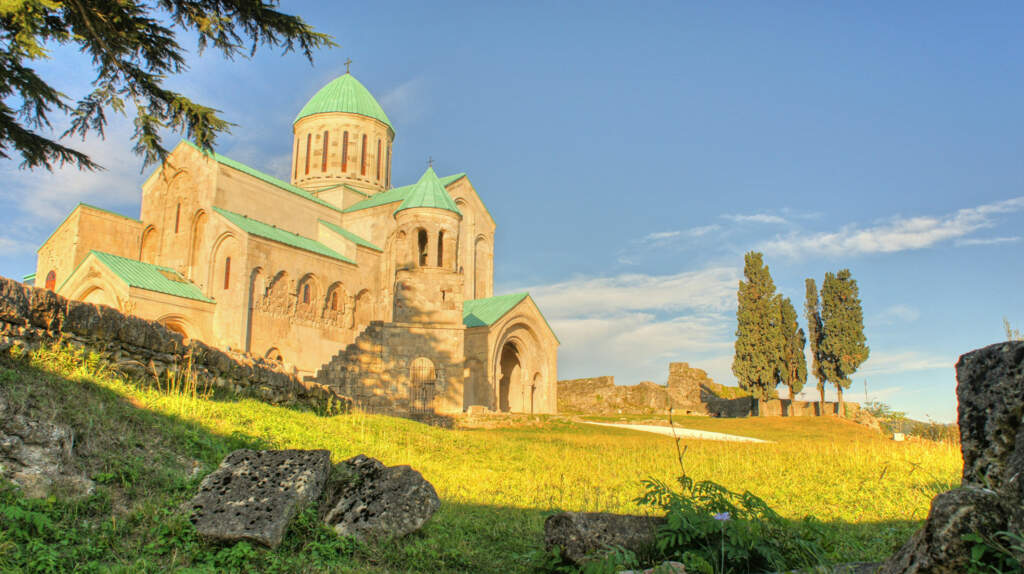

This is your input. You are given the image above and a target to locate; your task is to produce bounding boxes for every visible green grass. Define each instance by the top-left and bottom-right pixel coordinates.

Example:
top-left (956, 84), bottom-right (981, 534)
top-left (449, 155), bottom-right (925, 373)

top-left (0, 343), bottom-right (962, 572)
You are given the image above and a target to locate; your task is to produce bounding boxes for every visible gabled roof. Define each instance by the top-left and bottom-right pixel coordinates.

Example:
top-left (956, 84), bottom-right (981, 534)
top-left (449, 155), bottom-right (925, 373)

top-left (65, 251), bottom-right (213, 303)
top-left (79, 203), bottom-right (141, 223)
top-left (394, 167), bottom-right (462, 217)
top-left (294, 74), bottom-right (393, 131)
top-left (344, 171), bottom-right (466, 214)
top-left (319, 220), bottom-right (382, 252)
top-left (212, 207), bottom-right (355, 264)
top-left (182, 141), bottom-right (343, 214)
top-left (462, 292), bottom-right (560, 343)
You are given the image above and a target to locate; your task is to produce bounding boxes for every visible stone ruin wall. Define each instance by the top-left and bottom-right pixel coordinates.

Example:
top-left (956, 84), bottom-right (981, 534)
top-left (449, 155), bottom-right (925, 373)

top-left (558, 362), bottom-right (858, 418)
top-left (0, 276), bottom-right (348, 413)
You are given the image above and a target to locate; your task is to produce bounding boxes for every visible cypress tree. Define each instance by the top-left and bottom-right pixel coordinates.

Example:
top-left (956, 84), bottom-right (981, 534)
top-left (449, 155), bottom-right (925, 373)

top-left (776, 295), bottom-right (807, 416)
top-left (804, 279), bottom-right (827, 415)
top-left (732, 252), bottom-right (780, 409)
top-left (819, 270), bottom-right (869, 417)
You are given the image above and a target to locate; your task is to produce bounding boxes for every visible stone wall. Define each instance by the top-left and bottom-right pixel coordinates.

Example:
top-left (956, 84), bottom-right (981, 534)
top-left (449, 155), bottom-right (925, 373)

top-left (0, 276), bottom-right (349, 412)
top-left (559, 362), bottom-right (858, 418)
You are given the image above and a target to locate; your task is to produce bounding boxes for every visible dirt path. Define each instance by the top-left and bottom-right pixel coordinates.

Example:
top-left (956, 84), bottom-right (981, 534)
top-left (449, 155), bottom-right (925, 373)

top-left (580, 422), bottom-right (771, 443)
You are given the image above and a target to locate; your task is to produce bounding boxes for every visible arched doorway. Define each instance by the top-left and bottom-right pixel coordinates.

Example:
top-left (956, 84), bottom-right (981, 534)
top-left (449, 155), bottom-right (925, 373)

top-left (158, 316), bottom-right (193, 345)
top-left (498, 342), bottom-right (522, 413)
top-left (409, 357), bottom-right (436, 413)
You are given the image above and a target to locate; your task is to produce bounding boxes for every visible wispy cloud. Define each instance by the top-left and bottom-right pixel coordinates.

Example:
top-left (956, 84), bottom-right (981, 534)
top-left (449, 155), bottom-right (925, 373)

top-left (640, 225), bottom-right (720, 244)
top-left (379, 77), bottom-right (427, 124)
top-left (523, 267), bottom-right (739, 319)
top-left (858, 350), bottom-right (952, 376)
top-left (871, 304), bottom-right (921, 326)
top-left (0, 236), bottom-right (37, 257)
top-left (723, 213), bottom-right (788, 224)
top-left (760, 196), bottom-right (1024, 258)
top-left (956, 236), bottom-right (1021, 247)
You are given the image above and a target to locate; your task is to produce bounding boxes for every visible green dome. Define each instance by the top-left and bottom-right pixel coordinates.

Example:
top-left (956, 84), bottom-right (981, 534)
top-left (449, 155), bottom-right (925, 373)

top-left (294, 74), bottom-right (393, 130)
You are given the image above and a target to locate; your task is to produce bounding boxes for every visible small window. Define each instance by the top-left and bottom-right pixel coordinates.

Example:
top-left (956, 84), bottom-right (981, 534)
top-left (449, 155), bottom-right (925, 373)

top-left (294, 139), bottom-right (299, 179)
top-left (360, 134), bottom-right (367, 175)
top-left (417, 229), bottom-right (428, 267)
top-left (304, 133), bottom-right (311, 175)
top-left (376, 138), bottom-right (381, 179)
top-left (174, 203), bottom-right (181, 233)
top-left (342, 131), bottom-right (349, 172)
top-left (45, 270), bottom-right (56, 290)
top-left (330, 290), bottom-right (338, 311)
top-left (223, 257), bottom-right (231, 289)
top-left (303, 284), bottom-right (310, 304)
top-left (437, 230), bottom-right (444, 267)
top-left (386, 144), bottom-right (391, 187)
top-left (321, 130), bottom-right (329, 172)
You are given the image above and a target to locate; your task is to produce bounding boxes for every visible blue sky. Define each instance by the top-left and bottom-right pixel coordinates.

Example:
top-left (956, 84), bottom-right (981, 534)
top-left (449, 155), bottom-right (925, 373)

top-left (2, 1), bottom-right (1022, 422)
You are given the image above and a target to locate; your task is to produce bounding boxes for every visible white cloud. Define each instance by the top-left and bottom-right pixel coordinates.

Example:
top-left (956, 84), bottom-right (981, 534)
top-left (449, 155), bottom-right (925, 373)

top-left (522, 267), bottom-right (739, 319)
top-left (0, 117), bottom-right (147, 223)
top-left (640, 225), bottom-right (720, 244)
top-left (858, 350), bottom-right (952, 376)
top-left (0, 236), bottom-right (37, 257)
top-left (723, 213), bottom-right (788, 224)
top-left (643, 230), bottom-right (681, 241)
top-left (871, 304), bottom-right (921, 326)
top-left (956, 236), bottom-right (1021, 246)
top-left (760, 196), bottom-right (1024, 258)
top-left (379, 77), bottom-right (427, 124)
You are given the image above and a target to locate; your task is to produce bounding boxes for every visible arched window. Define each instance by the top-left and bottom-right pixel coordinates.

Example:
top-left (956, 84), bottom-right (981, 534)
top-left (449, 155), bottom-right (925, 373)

top-left (302, 283), bottom-right (310, 304)
top-left (417, 229), bottom-right (428, 267)
top-left (385, 143), bottom-right (391, 188)
top-left (376, 138), bottom-right (381, 179)
top-left (293, 139), bottom-right (299, 179)
top-left (223, 256), bottom-right (231, 289)
top-left (304, 133), bottom-right (311, 175)
top-left (330, 290), bottom-right (338, 311)
top-left (410, 357), bottom-right (436, 384)
top-left (342, 131), bottom-right (349, 172)
top-left (437, 230), bottom-right (445, 267)
top-left (174, 203), bottom-right (181, 233)
top-left (321, 130), bottom-right (329, 171)
top-left (44, 270), bottom-right (56, 290)
top-left (360, 134), bottom-right (367, 175)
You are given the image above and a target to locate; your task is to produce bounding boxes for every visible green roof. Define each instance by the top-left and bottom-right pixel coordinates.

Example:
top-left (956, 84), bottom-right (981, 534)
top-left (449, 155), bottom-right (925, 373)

top-left (341, 184), bottom-right (370, 198)
top-left (213, 207), bottom-right (355, 265)
top-left (462, 292), bottom-right (529, 327)
top-left (22, 273), bottom-right (35, 281)
top-left (462, 292), bottom-right (559, 342)
top-left (319, 220), bottom-right (382, 251)
top-left (294, 74), bottom-right (393, 131)
top-left (86, 251), bottom-right (213, 303)
top-left (394, 167), bottom-right (462, 216)
top-left (343, 172), bottom-right (466, 213)
top-left (182, 141), bottom-right (343, 214)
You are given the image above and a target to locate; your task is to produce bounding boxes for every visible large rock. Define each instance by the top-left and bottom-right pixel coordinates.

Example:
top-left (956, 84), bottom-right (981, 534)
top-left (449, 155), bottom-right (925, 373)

top-left (544, 511), bottom-right (664, 564)
top-left (321, 454), bottom-right (439, 541)
top-left (880, 341), bottom-right (1024, 572)
top-left (0, 394), bottom-right (94, 498)
top-left (188, 449), bottom-right (331, 548)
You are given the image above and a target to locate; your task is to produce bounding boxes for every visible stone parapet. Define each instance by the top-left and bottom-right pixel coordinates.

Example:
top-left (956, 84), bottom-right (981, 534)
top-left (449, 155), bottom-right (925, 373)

top-left (0, 275), bottom-right (350, 413)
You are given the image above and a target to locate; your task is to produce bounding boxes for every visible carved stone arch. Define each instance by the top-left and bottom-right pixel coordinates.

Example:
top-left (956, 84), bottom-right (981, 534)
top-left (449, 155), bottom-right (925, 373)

top-left (188, 209), bottom-right (208, 280)
top-left (296, 273), bottom-right (322, 318)
top-left (474, 234), bottom-right (492, 299)
top-left (324, 281), bottom-right (347, 323)
top-left (209, 232), bottom-right (239, 292)
top-left (352, 288), bottom-right (373, 332)
top-left (491, 320), bottom-right (545, 414)
top-left (262, 270), bottom-right (293, 315)
top-left (157, 314), bottom-right (197, 344)
top-left (140, 225), bottom-right (159, 264)
top-left (73, 279), bottom-right (120, 310)
top-left (265, 347), bottom-right (284, 363)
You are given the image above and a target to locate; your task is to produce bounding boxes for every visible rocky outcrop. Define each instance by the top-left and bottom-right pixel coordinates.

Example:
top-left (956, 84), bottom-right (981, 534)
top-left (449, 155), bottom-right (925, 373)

top-left (0, 275), bottom-right (350, 413)
top-left (322, 454), bottom-right (440, 541)
top-left (879, 341), bottom-right (1024, 573)
top-left (188, 449), bottom-right (332, 548)
top-left (0, 394), bottom-right (94, 499)
top-left (544, 511), bottom-right (664, 564)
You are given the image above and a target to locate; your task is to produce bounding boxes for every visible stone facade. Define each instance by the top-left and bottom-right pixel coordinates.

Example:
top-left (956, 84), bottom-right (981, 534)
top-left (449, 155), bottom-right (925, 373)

top-left (558, 362), bottom-right (857, 418)
top-left (31, 72), bottom-right (558, 416)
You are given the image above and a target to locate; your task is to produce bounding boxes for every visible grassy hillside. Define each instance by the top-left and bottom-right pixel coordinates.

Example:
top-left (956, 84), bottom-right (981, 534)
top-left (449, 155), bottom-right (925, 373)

top-left (0, 343), bottom-right (961, 572)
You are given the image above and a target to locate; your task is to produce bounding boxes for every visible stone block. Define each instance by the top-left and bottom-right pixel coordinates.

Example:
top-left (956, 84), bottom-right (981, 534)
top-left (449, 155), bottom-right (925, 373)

top-left (188, 449), bottom-right (331, 548)
top-left (544, 511), bottom-right (664, 565)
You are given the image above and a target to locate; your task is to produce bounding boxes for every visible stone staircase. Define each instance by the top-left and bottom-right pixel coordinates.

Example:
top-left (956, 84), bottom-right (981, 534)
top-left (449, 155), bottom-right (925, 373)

top-left (313, 321), bottom-right (385, 401)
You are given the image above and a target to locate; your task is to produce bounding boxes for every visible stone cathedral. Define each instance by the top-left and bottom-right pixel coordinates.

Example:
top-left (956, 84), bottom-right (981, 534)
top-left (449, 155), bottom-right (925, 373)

top-left (32, 72), bottom-right (559, 415)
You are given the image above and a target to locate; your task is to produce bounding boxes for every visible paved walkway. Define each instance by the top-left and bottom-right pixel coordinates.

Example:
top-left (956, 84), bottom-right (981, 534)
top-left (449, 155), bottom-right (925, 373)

top-left (580, 422), bottom-right (771, 443)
